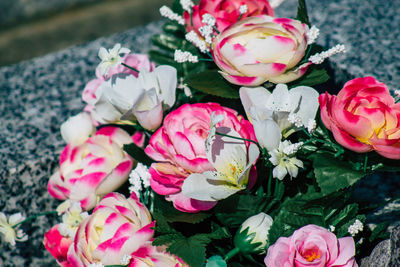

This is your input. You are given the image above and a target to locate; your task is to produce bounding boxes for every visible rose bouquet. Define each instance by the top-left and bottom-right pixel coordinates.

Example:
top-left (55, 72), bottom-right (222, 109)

top-left (1, 0), bottom-right (400, 266)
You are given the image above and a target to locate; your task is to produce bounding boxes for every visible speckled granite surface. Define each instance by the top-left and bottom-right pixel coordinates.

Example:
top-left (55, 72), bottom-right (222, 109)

top-left (1, 0), bottom-right (400, 265)
top-left (0, 21), bottom-right (163, 266)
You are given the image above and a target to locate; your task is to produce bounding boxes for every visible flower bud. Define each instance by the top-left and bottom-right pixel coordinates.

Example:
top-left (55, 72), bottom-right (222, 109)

top-left (234, 212), bottom-right (273, 254)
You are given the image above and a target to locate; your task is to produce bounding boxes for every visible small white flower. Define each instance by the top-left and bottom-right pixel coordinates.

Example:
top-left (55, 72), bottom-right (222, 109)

top-left (309, 44), bottom-right (346, 64)
top-left (329, 225), bottom-right (335, 232)
top-left (97, 43), bottom-right (130, 76)
top-left (129, 163), bottom-right (151, 195)
top-left (88, 263), bottom-right (104, 267)
top-left (199, 25), bottom-right (214, 44)
top-left (178, 78), bottom-right (193, 98)
top-left (239, 5), bottom-right (248, 15)
top-left (202, 14), bottom-right (216, 27)
top-left (306, 119), bottom-right (317, 133)
top-left (0, 212), bottom-right (28, 246)
top-left (160, 6), bottom-right (185, 25)
top-left (206, 112), bottom-right (225, 150)
top-left (180, 0), bottom-right (194, 13)
top-left (394, 90), bottom-right (400, 97)
top-left (58, 202), bottom-right (89, 238)
top-left (348, 219), bottom-right (363, 236)
top-left (306, 25), bottom-right (320, 45)
top-left (269, 141), bottom-right (304, 180)
top-left (185, 31), bottom-right (209, 53)
top-left (174, 50), bottom-right (199, 63)
top-left (120, 254), bottom-right (132, 265)
top-left (282, 142), bottom-right (303, 156)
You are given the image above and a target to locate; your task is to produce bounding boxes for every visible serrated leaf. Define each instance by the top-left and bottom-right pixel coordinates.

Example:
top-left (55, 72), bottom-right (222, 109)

top-left (296, 0), bottom-right (310, 26)
top-left (153, 233), bottom-right (184, 246)
top-left (184, 70), bottom-right (240, 99)
top-left (326, 203), bottom-right (358, 228)
top-left (312, 152), bottom-right (366, 195)
top-left (123, 143), bottom-right (153, 166)
top-left (215, 194), bottom-right (271, 227)
top-left (167, 236), bottom-right (208, 267)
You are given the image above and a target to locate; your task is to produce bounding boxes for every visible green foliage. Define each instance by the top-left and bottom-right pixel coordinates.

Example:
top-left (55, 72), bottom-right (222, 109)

top-left (214, 193), bottom-right (272, 227)
top-left (296, 0), bottom-right (310, 26)
top-left (167, 236), bottom-right (208, 267)
top-left (267, 191), bottom-right (363, 245)
top-left (184, 70), bottom-right (240, 99)
top-left (123, 143), bottom-right (153, 166)
top-left (369, 222), bottom-right (390, 242)
top-left (288, 67), bottom-right (330, 87)
top-left (311, 152), bottom-right (366, 195)
top-left (205, 256), bottom-right (227, 267)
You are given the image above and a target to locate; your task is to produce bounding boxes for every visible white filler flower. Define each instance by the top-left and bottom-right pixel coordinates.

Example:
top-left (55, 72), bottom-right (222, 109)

top-left (269, 140), bottom-right (304, 180)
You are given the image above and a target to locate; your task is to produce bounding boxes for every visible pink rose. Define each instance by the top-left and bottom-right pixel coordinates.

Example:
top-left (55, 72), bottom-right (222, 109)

top-left (48, 127), bottom-right (145, 210)
top-left (264, 225), bottom-right (357, 267)
top-left (212, 16), bottom-right (310, 86)
top-left (183, 0), bottom-right (274, 35)
top-left (145, 103), bottom-right (256, 213)
top-left (43, 225), bottom-right (73, 267)
top-left (319, 77), bottom-right (400, 159)
top-left (82, 53), bottom-right (155, 125)
top-left (67, 192), bottom-right (154, 266)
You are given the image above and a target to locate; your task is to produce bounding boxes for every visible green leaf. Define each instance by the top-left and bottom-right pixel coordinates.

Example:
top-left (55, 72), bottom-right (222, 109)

top-left (152, 233), bottom-right (184, 246)
top-left (312, 152), bottom-right (366, 195)
top-left (152, 34), bottom-right (185, 51)
top-left (289, 67), bottom-right (330, 87)
top-left (123, 143), bottom-right (153, 166)
top-left (369, 222), bottom-right (390, 242)
top-left (184, 70), bottom-right (240, 99)
top-left (296, 0), bottom-right (310, 26)
top-left (166, 235), bottom-right (209, 267)
top-left (215, 194), bottom-right (271, 227)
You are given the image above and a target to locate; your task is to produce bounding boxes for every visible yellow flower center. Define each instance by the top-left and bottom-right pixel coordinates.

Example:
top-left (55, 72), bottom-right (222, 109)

top-left (302, 249), bottom-right (321, 262)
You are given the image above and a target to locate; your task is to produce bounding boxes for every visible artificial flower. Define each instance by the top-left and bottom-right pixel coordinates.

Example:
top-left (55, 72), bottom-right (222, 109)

top-left (181, 128), bottom-right (259, 202)
top-left (145, 103), bottom-right (256, 213)
top-left (43, 225), bottom-right (73, 267)
top-left (212, 16), bottom-right (309, 86)
top-left (48, 127), bottom-right (144, 210)
top-left (319, 76), bottom-right (400, 159)
top-left (240, 84), bottom-right (319, 150)
top-left (183, 0), bottom-right (274, 36)
top-left (96, 44), bottom-right (130, 76)
top-left (234, 212), bottom-right (273, 254)
top-left (264, 224), bottom-right (358, 267)
top-left (67, 192), bottom-right (154, 266)
top-left (90, 65), bottom-right (177, 130)
top-left (0, 212), bottom-right (28, 246)
top-left (269, 141), bottom-right (303, 180)
top-left (60, 112), bottom-right (95, 146)
top-left (58, 201), bottom-right (89, 238)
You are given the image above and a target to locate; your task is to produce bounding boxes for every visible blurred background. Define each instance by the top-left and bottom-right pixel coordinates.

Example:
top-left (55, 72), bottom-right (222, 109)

top-left (0, 0), bottom-right (172, 67)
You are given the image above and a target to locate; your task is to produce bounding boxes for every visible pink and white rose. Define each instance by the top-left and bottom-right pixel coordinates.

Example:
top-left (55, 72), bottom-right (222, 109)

top-left (212, 16), bottom-right (310, 86)
top-left (319, 77), bottom-right (400, 159)
top-left (43, 225), bottom-right (73, 267)
top-left (48, 127), bottom-right (144, 210)
top-left (67, 192), bottom-right (186, 267)
top-left (264, 225), bottom-right (357, 267)
top-left (145, 103), bottom-right (256, 213)
top-left (183, 0), bottom-right (274, 36)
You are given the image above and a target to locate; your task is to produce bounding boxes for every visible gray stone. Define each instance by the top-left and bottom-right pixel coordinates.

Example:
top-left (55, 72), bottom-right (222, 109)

top-left (0, 21), bottom-right (162, 266)
top-left (361, 226), bottom-right (400, 267)
top-left (360, 240), bottom-right (391, 267)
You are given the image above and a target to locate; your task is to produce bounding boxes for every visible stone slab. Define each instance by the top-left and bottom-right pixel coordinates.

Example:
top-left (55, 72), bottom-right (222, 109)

top-left (1, 0), bottom-right (400, 265)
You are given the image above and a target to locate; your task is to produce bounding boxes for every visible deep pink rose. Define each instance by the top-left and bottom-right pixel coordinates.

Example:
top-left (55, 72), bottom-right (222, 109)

top-left (183, 0), bottom-right (274, 35)
top-left (319, 77), bottom-right (400, 159)
top-left (264, 225), bottom-right (357, 267)
top-left (48, 127), bottom-right (144, 210)
top-left (145, 103), bottom-right (256, 213)
top-left (82, 53), bottom-right (155, 125)
top-left (43, 225), bottom-right (73, 267)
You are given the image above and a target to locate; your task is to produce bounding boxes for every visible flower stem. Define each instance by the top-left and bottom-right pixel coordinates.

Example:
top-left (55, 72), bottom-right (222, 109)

top-left (224, 247), bottom-right (240, 261)
top-left (12, 211), bottom-right (57, 228)
top-left (199, 58), bottom-right (214, 62)
top-left (215, 132), bottom-right (262, 151)
top-left (121, 63), bottom-right (140, 73)
top-left (267, 168), bottom-right (272, 197)
top-left (363, 155), bottom-right (368, 173)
